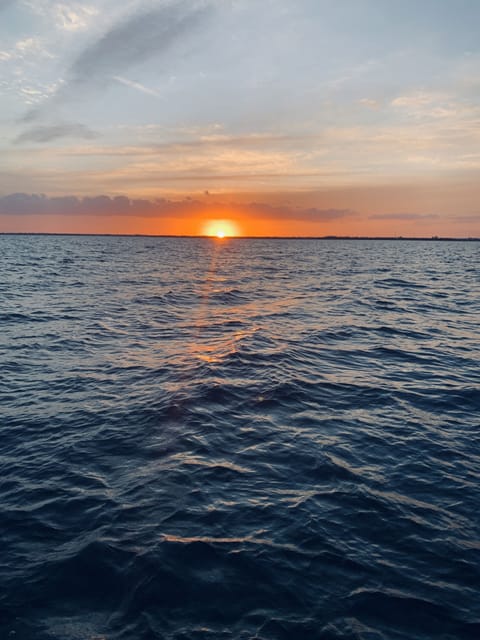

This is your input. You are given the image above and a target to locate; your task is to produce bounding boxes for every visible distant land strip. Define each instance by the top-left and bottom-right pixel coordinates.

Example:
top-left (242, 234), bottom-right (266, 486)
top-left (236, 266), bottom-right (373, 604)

top-left (1, 233), bottom-right (479, 241)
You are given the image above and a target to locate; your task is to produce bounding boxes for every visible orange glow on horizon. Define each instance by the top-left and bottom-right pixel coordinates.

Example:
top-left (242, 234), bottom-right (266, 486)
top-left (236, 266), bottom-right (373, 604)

top-left (3, 211), bottom-right (476, 237)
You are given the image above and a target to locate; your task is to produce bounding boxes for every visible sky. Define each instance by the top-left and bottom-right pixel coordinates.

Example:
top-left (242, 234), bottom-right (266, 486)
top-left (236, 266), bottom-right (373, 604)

top-left (0, 0), bottom-right (479, 237)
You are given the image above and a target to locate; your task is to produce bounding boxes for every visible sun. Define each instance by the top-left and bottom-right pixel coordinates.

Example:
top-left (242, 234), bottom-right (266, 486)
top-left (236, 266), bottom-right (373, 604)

top-left (201, 219), bottom-right (241, 238)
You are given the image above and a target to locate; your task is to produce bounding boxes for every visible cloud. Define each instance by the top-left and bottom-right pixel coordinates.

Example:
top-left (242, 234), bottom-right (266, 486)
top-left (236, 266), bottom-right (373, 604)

top-left (455, 214), bottom-right (479, 223)
top-left (15, 123), bottom-right (97, 143)
top-left (0, 193), bottom-right (156, 216)
top-left (369, 213), bottom-right (439, 220)
top-left (244, 203), bottom-right (354, 222)
top-left (359, 98), bottom-right (380, 110)
top-left (57, 0), bottom-right (212, 94)
top-left (0, 193), bottom-right (356, 223)
top-left (54, 3), bottom-right (99, 31)
top-left (0, 0), bottom-right (13, 11)
top-left (0, 36), bottom-right (53, 63)
top-left (391, 93), bottom-right (438, 108)
top-left (21, 0), bottom-right (99, 31)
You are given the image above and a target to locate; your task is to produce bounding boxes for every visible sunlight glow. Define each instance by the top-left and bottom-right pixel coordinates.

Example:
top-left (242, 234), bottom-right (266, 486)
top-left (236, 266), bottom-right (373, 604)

top-left (201, 219), bottom-right (241, 238)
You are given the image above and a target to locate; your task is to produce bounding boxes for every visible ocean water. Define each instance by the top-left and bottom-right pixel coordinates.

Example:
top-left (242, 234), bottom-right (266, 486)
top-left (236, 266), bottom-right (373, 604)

top-left (1, 235), bottom-right (479, 640)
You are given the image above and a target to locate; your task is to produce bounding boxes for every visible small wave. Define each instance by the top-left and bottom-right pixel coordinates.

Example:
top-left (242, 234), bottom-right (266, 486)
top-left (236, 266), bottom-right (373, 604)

top-left (0, 311), bottom-right (53, 323)
top-left (206, 287), bottom-right (248, 304)
top-left (376, 277), bottom-right (428, 289)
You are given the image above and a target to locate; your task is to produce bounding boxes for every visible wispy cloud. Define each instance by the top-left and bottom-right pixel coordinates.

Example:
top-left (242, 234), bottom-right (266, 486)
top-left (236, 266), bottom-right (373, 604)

top-left (0, 36), bottom-right (53, 62)
top-left (22, 0), bottom-right (100, 31)
top-left (359, 98), bottom-right (380, 110)
top-left (53, 3), bottom-right (99, 31)
top-left (391, 92), bottom-right (440, 109)
top-left (15, 123), bottom-right (97, 143)
top-left (0, 0), bottom-right (14, 11)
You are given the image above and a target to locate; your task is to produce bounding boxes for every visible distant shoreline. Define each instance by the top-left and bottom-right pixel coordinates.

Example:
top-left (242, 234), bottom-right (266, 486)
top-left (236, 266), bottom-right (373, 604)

top-left (1, 233), bottom-right (479, 241)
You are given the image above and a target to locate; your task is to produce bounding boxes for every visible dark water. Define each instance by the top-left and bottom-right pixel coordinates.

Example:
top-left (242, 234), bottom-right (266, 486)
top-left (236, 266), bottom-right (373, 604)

top-left (1, 235), bottom-right (479, 640)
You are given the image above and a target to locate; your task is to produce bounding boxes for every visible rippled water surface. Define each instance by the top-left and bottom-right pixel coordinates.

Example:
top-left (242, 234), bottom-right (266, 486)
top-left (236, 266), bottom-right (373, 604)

top-left (1, 235), bottom-right (479, 640)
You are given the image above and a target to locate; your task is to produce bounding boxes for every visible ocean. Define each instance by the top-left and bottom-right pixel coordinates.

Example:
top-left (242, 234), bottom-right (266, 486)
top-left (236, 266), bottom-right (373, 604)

top-left (1, 235), bottom-right (479, 640)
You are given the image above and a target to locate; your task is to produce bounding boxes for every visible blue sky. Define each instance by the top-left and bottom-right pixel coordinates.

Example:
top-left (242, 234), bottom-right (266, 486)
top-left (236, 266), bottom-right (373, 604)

top-left (0, 0), bottom-right (479, 235)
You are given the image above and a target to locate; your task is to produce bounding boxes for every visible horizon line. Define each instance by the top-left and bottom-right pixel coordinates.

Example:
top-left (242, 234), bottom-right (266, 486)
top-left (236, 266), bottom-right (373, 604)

top-left (1, 233), bottom-right (479, 241)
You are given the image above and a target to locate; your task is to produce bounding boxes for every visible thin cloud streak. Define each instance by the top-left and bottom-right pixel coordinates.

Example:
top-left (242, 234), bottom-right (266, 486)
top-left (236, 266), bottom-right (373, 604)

top-left (113, 76), bottom-right (160, 98)
top-left (244, 203), bottom-right (354, 222)
top-left (369, 213), bottom-right (439, 220)
top-left (455, 214), bottom-right (479, 223)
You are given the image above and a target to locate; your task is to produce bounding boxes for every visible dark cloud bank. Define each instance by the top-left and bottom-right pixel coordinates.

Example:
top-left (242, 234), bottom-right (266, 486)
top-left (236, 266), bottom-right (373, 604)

top-left (0, 193), bottom-right (354, 222)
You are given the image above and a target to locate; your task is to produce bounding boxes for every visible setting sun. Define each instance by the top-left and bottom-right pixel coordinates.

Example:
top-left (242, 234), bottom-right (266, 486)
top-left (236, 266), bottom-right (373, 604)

top-left (201, 219), bottom-right (241, 238)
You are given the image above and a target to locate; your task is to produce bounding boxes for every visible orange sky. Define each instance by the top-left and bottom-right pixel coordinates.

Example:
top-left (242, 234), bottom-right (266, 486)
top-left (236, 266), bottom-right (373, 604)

top-left (1, 175), bottom-right (479, 237)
